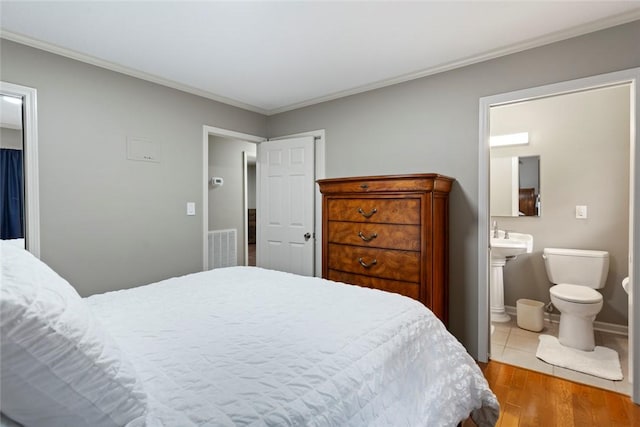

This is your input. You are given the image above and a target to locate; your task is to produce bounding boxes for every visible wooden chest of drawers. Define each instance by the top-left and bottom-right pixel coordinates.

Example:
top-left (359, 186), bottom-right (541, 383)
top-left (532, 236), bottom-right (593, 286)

top-left (317, 174), bottom-right (454, 325)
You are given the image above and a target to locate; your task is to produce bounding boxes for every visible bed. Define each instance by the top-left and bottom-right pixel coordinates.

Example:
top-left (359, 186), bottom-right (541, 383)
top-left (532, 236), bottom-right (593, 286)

top-left (0, 241), bottom-right (499, 427)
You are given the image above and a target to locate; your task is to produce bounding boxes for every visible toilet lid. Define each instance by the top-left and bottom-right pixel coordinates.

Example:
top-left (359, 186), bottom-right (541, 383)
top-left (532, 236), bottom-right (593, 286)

top-left (550, 284), bottom-right (603, 304)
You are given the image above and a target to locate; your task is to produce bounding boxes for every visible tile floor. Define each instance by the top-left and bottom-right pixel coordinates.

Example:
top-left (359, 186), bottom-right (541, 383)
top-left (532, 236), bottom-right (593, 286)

top-left (491, 318), bottom-right (631, 395)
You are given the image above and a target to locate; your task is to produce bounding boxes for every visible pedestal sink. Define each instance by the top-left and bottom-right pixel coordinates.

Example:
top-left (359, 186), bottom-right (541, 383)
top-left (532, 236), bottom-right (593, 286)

top-left (490, 230), bottom-right (533, 322)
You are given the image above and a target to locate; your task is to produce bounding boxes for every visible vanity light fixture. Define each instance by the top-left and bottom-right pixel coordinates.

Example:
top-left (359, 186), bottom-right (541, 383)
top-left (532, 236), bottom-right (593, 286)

top-left (490, 132), bottom-right (529, 147)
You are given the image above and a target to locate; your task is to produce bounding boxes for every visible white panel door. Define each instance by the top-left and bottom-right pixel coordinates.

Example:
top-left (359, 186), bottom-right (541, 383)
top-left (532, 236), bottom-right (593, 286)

top-left (257, 136), bottom-right (315, 276)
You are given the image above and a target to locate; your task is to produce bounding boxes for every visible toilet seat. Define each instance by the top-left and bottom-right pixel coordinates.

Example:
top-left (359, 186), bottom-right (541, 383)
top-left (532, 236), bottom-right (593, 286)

top-left (550, 284), bottom-right (602, 304)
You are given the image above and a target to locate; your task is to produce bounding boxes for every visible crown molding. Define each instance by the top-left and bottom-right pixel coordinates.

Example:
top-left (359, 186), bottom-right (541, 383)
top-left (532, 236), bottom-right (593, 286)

top-left (268, 9), bottom-right (640, 115)
top-left (2, 8), bottom-right (640, 116)
top-left (0, 30), bottom-right (270, 115)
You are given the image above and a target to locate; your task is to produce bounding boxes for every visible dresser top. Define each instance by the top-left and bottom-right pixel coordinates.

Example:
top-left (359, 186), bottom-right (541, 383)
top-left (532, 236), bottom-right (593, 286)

top-left (317, 173), bottom-right (454, 194)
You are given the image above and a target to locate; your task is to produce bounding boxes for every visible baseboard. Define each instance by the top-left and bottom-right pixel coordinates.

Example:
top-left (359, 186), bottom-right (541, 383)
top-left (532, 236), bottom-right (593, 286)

top-left (504, 305), bottom-right (628, 336)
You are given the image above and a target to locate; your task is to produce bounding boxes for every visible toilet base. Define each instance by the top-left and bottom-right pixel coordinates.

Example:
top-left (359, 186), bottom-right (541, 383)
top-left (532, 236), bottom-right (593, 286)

top-left (558, 313), bottom-right (596, 351)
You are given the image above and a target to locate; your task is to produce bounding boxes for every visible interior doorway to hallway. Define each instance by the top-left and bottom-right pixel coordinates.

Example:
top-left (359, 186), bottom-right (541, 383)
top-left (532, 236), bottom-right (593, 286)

top-left (202, 126), bottom-right (326, 276)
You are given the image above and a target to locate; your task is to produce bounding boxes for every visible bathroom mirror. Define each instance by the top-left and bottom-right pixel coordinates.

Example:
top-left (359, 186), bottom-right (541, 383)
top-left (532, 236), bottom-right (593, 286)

top-left (490, 155), bottom-right (540, 217)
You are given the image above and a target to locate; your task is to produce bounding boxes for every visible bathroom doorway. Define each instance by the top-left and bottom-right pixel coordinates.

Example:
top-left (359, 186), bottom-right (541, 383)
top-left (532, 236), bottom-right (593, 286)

top-left (478, 68), bottom-right (639, 402)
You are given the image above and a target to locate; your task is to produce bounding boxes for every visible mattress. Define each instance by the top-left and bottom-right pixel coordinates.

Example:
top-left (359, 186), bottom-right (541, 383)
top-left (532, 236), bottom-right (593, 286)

top-left (86, 266), bottom-right (499, 426)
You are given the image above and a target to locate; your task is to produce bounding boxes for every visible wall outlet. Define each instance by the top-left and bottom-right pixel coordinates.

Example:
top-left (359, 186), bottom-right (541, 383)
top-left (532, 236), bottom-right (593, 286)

top-left (187, 202), bottom-right (196, 216)
top-left (576, 205), bottom-right (587, 219)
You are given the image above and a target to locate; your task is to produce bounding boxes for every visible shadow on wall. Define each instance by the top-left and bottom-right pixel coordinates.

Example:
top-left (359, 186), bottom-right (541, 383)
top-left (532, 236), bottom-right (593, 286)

top-left (448, 181), bottom-right (477, 346)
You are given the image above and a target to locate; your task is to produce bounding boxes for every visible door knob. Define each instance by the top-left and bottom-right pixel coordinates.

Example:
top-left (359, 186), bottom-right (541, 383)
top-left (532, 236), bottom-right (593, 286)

top-left (304, 232), bottom-right (311, 241)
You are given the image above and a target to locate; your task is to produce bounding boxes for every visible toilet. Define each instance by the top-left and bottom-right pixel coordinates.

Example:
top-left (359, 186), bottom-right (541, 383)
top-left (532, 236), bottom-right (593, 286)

top-left (543, 247), bottom-right (609, 351)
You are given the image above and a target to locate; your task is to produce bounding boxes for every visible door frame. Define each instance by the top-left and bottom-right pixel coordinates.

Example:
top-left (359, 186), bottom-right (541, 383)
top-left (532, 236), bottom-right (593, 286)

top-left (478, 67), bottom-right (640, 402)
top-left (202, 126), bottom-right (265, 270)
top-left (1, 81), bottom-right (40, 257)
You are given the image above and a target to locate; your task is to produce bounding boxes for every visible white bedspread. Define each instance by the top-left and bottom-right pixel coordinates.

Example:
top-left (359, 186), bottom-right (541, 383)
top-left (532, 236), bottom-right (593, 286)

top-left (86, 267), bottom-right (498, 426)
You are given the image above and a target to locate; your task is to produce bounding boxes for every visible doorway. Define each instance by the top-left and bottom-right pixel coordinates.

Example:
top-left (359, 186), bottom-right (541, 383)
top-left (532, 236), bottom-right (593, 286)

top-left (488, 83), bottom-right (631, 395)
top-left (0, 81), bottom-right (39, 257)
top-left (202, 126), bottom-right (325, 276)
top-left (208, 135), bottom-right (257, 268)
top-left (478, 67), bottom-right (640, 403)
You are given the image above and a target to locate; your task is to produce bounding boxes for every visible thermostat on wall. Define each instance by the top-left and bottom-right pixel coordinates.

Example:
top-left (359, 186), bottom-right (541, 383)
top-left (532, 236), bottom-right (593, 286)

top-left (210, 177), bottom-right (224, 187)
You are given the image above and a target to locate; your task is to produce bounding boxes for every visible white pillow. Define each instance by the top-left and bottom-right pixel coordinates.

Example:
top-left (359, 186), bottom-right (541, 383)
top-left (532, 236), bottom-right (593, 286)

top-left (0, 242), bottom-right (149, 427)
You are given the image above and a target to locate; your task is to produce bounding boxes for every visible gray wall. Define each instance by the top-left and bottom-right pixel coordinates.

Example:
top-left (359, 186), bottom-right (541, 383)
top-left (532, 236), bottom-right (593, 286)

top-left (0, 127), bottom-right (22, 150)
top-left (490, 85), bottom-right (630, 325)
top-left (208, 136), bottom-right (257, 266)
top-left (268, 21), bottom-right (640, 355)
top-left (0, 39), bottom-right (267, 296)
top-left (2, 21), bottom-right (639, 357)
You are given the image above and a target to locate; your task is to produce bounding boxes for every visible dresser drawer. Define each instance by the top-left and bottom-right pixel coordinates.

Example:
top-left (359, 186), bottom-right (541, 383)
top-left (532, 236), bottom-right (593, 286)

top-left (327, 243), bottom-right (420, 282)
top-left (328, 222), bottom-right (420, 251)
top-left (328, 270), bottom-right (420, 300)
top-left (326, 198), bottom-right (420, 224)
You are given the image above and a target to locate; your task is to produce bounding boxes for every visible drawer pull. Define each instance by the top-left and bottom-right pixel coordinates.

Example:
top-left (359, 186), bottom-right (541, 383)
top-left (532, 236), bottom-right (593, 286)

top-left (360, 183), bottom-right (369, 189)
top-left (357, 207), bottom-right (378, 218)
top-left (358, 257), bottom-right (377, 269)
top-left (358, 231), bottom-right (378, 242)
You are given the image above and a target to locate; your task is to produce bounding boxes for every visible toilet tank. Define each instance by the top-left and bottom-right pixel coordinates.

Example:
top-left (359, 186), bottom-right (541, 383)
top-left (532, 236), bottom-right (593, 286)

top-left (543, 248), bottom-right (609, 289)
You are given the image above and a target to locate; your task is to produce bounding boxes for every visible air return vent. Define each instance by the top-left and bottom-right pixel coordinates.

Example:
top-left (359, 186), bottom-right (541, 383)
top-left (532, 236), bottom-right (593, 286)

top-left (208, 229), bottom-right (237, 269)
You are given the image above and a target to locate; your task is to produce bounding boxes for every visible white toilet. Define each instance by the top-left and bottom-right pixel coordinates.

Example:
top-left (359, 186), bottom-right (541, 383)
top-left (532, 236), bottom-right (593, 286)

top-left (543, 247), bottom-right (609, 351)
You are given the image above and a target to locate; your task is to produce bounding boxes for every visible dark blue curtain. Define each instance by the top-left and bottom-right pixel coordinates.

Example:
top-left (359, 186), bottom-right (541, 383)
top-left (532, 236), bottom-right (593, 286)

top-left (0, 148), bottom-right (24, 239)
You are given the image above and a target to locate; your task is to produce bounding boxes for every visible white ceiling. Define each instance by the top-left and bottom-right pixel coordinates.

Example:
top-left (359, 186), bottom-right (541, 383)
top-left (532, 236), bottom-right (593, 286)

top-left (1, 1), bottom-right (639, 115)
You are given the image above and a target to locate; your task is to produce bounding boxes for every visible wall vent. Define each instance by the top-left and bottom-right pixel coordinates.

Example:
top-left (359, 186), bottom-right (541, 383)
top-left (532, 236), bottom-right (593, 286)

top-left (208, 229), bottom-right (237, 269)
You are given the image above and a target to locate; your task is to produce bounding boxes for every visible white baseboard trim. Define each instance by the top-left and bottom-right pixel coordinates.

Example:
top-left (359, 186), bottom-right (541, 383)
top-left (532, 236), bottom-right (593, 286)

top-left (504, 305), bottom-right (628, 336)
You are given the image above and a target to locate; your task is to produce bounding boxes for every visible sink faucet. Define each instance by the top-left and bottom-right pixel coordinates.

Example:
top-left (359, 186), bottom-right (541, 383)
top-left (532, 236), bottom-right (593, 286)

top-left (504, 230), bottom-right (510, 239)
top-left (492, 221), bottom-right (499, 238)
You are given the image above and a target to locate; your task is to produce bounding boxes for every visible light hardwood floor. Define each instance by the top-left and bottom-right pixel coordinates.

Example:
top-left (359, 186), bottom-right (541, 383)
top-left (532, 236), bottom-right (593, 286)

top-left (464, 361), bottom-right (640, 426)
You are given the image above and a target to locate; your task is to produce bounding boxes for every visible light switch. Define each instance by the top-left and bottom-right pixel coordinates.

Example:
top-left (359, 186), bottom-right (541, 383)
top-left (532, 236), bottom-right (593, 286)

top-left (187, 202), bottom-right (196, 216)
top-left (576, 205), bottom-right (587, 219)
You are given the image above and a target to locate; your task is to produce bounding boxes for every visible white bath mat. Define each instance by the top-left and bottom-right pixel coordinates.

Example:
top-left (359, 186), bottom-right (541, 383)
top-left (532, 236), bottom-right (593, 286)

top-left (536, 334), bottom-right (623, 381)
